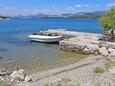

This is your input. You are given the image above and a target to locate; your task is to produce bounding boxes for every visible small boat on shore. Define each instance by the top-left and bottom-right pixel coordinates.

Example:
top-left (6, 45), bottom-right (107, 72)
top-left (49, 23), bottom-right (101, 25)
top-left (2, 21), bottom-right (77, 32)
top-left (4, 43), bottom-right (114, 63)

top-left (28, 33), bottom-right (63, 43)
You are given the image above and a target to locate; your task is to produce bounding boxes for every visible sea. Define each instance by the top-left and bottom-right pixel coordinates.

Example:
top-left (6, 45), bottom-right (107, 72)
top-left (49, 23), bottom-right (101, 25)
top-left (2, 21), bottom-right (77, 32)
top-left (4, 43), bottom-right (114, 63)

top-left (0, 18), bottom-right (104, 73)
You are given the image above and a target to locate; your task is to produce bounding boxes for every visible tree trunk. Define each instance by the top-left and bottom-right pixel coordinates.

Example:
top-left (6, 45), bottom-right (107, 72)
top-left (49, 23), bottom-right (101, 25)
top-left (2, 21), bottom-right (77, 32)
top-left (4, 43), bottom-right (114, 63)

top-left (110, 29), bottom-right (114, 41)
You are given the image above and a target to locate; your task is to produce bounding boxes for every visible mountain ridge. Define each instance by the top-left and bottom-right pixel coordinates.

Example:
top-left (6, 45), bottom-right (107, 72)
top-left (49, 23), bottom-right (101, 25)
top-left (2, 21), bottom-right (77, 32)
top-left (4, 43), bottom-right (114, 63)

top-left (13, 10), bottom-right (107, 19)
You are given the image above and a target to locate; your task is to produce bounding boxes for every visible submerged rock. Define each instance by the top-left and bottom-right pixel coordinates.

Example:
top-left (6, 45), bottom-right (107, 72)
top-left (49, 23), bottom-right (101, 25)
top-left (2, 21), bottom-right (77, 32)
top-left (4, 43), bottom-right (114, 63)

top-left (0, 48), bottom-right (8, 52)
top-left (0, 56), bottom-right (4, 61)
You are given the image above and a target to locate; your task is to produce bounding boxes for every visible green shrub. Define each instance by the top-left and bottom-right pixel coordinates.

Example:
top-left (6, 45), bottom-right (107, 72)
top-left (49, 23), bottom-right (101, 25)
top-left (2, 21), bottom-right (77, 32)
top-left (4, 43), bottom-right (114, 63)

top-left (94, 67), bottom-right (105, 73)
top-left (15, 77), bottom-right (24, 81)
top-left (0, 81), bottom-right (10, 86)
top-left (44, 84), bottom-right (49, 86)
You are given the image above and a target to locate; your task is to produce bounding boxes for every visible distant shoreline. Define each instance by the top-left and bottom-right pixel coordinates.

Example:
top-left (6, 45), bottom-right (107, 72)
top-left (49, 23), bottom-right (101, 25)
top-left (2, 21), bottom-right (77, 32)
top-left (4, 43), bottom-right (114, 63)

top-left (0, 16), bottom-right (10, 20)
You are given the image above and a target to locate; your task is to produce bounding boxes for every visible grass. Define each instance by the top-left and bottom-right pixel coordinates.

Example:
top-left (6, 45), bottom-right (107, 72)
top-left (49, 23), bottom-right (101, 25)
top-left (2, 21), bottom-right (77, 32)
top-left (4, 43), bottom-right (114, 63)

top-left (44, 84), bottom-right (49, 86)
top-left (94, 67), bottom-right (105, 73)
top-left (105, 60), bottom-right (115, 69)
top-left (0, 81), bottom-right (10, 86)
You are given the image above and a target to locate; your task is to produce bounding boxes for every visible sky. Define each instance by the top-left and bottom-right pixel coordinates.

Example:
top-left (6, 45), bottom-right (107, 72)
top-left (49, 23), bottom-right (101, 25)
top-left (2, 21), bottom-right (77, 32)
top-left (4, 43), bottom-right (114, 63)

top-left (0, 0), bottom-right (115, 16)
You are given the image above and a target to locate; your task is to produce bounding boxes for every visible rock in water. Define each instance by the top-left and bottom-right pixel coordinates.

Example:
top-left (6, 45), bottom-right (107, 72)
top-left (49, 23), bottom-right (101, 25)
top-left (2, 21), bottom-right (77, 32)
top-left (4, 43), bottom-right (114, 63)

top-left (0, 56), bottom-right (4, 61)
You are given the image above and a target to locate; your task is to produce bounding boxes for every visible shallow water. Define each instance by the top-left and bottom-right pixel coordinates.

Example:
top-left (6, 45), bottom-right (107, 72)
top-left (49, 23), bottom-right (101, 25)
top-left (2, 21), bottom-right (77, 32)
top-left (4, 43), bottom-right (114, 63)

top-left (0, 18), bottom-right (103, 72)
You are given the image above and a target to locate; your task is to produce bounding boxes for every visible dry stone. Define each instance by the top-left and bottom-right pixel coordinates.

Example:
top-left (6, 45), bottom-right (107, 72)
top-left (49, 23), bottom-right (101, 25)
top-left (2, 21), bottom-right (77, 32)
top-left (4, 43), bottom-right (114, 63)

top-left (10, 69), bottom-right (26, 81)
top-left (109, 67), bottom-right (115, 75)
top-left (24, 76), bottom-right (32, 82)
top-left (99, 47), bottom-right (109, 56)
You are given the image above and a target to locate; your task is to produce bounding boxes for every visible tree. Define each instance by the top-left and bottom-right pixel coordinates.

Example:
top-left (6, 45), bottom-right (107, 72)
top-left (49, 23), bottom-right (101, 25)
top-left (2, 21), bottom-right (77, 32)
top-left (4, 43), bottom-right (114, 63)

top-left (99, 7), bottom-right (115, 41)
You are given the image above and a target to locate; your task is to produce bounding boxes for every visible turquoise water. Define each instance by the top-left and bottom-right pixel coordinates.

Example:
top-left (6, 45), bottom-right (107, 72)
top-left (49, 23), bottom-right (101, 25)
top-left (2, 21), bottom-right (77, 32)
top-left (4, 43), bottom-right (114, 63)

top-left (0, 18), bottom-right (103, 72)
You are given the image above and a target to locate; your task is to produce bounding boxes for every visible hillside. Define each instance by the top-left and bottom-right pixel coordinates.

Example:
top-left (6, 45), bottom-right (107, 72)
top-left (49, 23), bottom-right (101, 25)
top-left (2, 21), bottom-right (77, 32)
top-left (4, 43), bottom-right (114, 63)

top-left (14, 11), bottom-right (106, 19)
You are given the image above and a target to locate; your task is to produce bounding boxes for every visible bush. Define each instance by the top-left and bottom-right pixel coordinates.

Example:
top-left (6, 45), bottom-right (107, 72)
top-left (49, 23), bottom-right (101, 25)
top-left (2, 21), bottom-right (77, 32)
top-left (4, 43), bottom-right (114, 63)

top-left (94, 67), bottom-right (105, 73)
top-left (44, 84), bottom-right (49, 86)
top-left (15, 77), bottom-right (24, 81)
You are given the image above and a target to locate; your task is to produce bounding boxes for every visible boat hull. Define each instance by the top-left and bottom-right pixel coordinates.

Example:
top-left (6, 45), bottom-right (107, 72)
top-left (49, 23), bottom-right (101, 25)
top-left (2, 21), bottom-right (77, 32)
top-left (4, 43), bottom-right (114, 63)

top-left (28, 35), bottom-right (63, 43)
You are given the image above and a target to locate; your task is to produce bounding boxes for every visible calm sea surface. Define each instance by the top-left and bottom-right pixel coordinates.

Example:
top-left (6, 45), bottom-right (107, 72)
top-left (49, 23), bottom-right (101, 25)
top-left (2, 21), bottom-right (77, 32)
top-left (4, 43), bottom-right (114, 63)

top-left (0, 18), bottom-right (104, 72)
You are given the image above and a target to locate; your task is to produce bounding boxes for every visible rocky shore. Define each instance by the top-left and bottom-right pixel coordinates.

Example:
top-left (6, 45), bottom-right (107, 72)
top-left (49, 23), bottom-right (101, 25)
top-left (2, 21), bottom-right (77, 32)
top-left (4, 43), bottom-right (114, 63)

top-left (44, 29), bottom-right (115, 59)
top-left (1, 30), bottom-right (115, 86)
top-left (12, 55), bottom-right (115, 86)
top-left (0, 68), bottom-right (32, 86)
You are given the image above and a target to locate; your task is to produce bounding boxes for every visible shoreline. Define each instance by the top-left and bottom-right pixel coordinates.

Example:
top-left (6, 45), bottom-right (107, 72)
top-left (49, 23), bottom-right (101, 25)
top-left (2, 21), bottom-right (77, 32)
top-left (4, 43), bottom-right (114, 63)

top-left (15, 55), bottom-right (111, 86)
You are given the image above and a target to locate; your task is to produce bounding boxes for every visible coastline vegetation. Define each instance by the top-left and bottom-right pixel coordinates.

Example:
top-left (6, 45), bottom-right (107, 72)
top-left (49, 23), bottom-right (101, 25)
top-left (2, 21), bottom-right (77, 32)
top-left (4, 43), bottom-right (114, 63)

top-left (0, 16), bottom-right (10, 20)
top-left (99, 7), bottom-right (115, 41)
top-left (99, 7), bottom-right (115, 31)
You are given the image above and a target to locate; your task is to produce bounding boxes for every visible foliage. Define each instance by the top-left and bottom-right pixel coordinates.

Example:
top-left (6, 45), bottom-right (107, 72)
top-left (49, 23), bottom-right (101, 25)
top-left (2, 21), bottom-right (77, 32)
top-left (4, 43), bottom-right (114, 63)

top-left (0, 16), bottom-right (9, 20)
top-left (99, 7), bottom-right (115, 30)
top-left (94, 67), bottom-right (105, 73)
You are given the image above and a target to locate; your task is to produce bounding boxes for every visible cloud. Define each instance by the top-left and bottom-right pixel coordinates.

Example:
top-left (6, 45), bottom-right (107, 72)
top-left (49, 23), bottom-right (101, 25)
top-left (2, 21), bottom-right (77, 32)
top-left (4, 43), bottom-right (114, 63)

top-left (107, 3), bottom-right (115, 8)
top-left (0, 7), bottom-right (76, 16)
top-left (74, 4), bottom-right (82, 8)
top-left (74, 4), bottom-right (89, 8)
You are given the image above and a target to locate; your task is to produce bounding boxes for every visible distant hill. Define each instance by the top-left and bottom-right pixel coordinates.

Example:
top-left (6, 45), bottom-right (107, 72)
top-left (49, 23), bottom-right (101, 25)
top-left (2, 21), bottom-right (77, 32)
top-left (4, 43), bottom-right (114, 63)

top-left (41, 11), bottom-right (106, 19)
top-left (13, 14), bottom-right (49, 19)
top-left (14, 11), bottom-right (107, 19)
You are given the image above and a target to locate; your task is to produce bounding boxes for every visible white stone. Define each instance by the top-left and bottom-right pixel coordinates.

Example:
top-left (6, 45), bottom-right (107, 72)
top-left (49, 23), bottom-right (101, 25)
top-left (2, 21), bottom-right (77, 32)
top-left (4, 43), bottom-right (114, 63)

top-left (108, 48), bottom-right (115, 53)
top-left (109, 67), bottom-right (115, 75)
top-left (24, 76), bottom-right (32, 82)
top-left (83, 48), bottom-right (90, 54)
top-left (99, 47), bottom-right (109, 56)
top-left (108, 48), bottom-right (115, 56)
top-left (87, 44), bottom-right (97, 50)
top-left (10, 69), bottom-right (26, 81)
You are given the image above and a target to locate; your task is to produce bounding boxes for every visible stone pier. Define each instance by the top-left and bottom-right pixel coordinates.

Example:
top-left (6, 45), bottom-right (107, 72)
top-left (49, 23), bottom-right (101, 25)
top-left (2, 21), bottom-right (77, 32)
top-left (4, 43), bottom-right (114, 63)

top-left (45, 29), bottom-right (101, 54)
top-left (42, 29), bottom-right (115, 57)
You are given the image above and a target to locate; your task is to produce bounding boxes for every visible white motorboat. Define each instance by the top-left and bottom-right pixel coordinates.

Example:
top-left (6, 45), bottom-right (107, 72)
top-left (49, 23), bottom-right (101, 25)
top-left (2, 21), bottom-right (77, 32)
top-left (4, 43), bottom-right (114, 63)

top-left (28, 34), bottom-right (63, 42)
